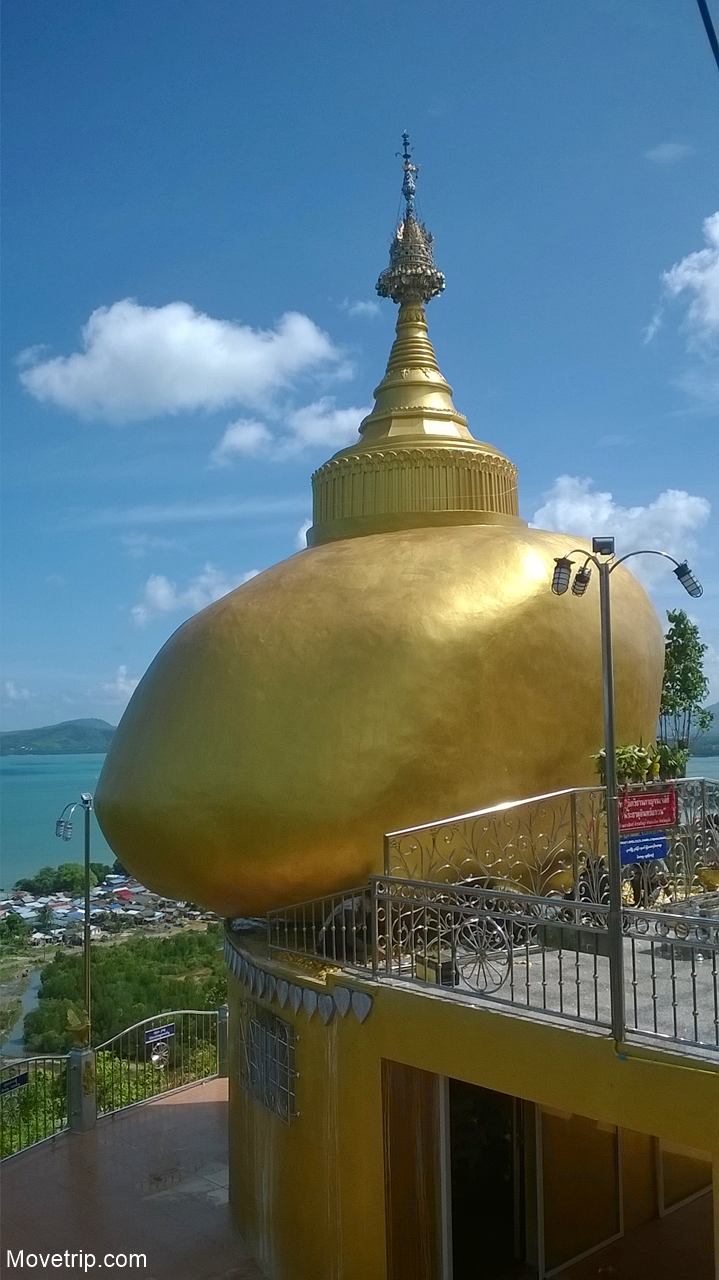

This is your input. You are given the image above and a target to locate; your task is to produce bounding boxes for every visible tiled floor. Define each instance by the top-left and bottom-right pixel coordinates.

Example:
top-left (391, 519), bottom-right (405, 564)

top-left (0, 1079), bottom-right (266, 1280)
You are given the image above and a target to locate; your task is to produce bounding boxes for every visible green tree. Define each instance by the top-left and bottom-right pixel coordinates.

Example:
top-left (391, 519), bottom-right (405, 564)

top-left (659, 609), bottom-right (714, 749)
top-left (90, 862), bottom-right (111, 884)
top-left (36, 904), bottom-right (55, 932)
top-left (56, 863), bottom-right (97, 895)
top-left (14, 863), bottom-right (98, 896)
top-left (23, 924), bottom-right (227, 1052)
top-left (15, 866), bottom-right (57, 894)
top-left (0, 914), bottom-right (31, 950)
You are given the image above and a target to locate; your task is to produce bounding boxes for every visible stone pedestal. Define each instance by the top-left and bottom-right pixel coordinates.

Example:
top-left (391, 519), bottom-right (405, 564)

top-left (67, 1048), bottom-right (96, 1132)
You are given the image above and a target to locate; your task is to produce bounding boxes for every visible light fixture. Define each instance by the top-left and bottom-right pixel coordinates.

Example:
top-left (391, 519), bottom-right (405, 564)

top-left (572, 564), bottom-right (592, 596)
top-left (592, 537), bottom-right (615, 557)
top-left (150, 1041), bottom-right (170, 1069)
top-left (673, 560), bottom-right (703, 598)
top-left (551, 557), bottom-right (574, 595)
top-left (55, 819), bottom-right (66, 839)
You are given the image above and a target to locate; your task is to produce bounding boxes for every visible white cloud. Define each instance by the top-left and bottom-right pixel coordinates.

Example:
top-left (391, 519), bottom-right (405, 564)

top-left (642, 309), bottom-right (663, 345)
top-left (131, 564), bottom-right (259, 626)
top-left (209, 396), bottom-right (370, 464)
top-left (282, 398), bottom-right (369, 453)
top-left (101, 666), bottom-right (140, 704)
top-left (3, 681), bottom-right (30, 702)
top-left (210, 419), bottom-right (274, 465)
top-left (662, 212), bottom-right (719, 351)
top-left (645, 142), bottom-right (695, 165)
top-left (341, 299), bottom-right (381, 319)
top-left (295, 518), bottom-right (312, 550)
top-left (532, 476), bottom-right (710, 583)
top-left (19, 300), bottom-right (349, 423)
top-left (119, 533), bottom-right (179, 558)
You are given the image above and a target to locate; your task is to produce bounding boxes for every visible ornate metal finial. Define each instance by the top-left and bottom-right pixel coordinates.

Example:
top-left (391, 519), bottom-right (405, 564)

top-left (376, 135), bottom-right (445, 306)
top-left (400, 131), bottom-right (418, 220)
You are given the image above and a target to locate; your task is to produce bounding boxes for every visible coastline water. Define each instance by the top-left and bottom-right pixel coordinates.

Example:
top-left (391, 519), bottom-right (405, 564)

top-left (1, 753), bottom-right (717, 895)
top-left (0, 754), bottom-right (113, 893)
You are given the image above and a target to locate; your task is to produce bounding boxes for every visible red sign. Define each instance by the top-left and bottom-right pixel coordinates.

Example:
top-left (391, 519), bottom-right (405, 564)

top-left (618, 789), bottom-right (677, 833)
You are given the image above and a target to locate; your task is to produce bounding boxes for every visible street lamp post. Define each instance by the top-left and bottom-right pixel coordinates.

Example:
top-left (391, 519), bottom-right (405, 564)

top-left (551, 539), bottom-right (703, 1044)
top-left (55, 792), bottom-right (94, 1031)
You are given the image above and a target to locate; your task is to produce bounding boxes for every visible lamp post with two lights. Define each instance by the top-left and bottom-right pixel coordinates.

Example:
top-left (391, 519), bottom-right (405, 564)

top-left (551, 538), bottom-right (703, 1043)
top-left (55, 792), bottom-right (94, 1033)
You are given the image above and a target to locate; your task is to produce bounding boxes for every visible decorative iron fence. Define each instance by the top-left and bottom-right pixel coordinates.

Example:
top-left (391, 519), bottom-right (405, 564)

top-left (268, 879), bottom-right (612, 1028)
top-left (266, 869), bottom-right (719, 1053)
top-left (384, 779), bottom-right (719, 908)
top-left (623, 904), bottom-right (719, 1050)
top-left (373, 876), bottom-right (612, 1027)
top-left (267, 887), bottom-right (374, 969)
top-left (95, 1010), bottom-right (219, 1116)
top-left (0, 1056), bottom-right (67, 1159)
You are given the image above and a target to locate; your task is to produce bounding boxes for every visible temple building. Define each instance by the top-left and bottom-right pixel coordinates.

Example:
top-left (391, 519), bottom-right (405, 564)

top-left (96, 140), bottom-right (718, 1279)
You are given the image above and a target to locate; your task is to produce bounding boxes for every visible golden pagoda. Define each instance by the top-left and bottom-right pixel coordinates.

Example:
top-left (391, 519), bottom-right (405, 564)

top-left (95, 137), bottom-right (663, 917)
top-left (94, 140), bottom-right (718, 1280)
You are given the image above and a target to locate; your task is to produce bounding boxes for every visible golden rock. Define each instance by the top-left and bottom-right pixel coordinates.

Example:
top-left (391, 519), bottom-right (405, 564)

top-left (95, 519), bottom-right (663, 916)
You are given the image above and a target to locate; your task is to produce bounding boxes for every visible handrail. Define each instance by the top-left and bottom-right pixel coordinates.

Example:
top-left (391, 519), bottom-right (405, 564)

top-left (384, 786), bottom-right (600, 838)
top-left (1, 1007), bottom-right (227, 1160)
top-left (95, 1009), bottom-right (218, 1051)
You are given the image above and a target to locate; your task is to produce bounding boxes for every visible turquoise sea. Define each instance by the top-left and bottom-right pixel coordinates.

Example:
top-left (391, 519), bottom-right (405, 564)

top-left (0, 753), bottom-right (718, 896)
top-left (0, 754), bottom-right (114, 894)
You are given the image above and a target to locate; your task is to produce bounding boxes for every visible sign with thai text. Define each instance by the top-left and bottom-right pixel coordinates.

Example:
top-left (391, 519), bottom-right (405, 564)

top-left (145, 1023), bottom-right (175, 1045)
top-left (620, 832), bottom-right (669, 865)
top-left (618, 789), bottom-right (677, 833)
top-left (0, 1072), bottom-right (29, 1095)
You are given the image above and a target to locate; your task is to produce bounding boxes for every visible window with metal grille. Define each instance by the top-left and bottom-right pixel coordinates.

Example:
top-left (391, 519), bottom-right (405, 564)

top-left (238, 1000), bottom-right (297, 1122)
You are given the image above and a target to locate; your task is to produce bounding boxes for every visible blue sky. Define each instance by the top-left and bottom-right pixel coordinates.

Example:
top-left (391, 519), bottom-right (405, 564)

top-left (2, 0), bottom-right (718, 730)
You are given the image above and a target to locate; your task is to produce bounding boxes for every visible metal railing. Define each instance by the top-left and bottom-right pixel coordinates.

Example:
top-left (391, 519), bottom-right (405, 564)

top-left (95, 1010), bottom-right (219, 1116)
top-left (624, 905), bottom-right (719, 1050)
top-left (267, 870), bottom-right (719, 1054)
top-left (0, 1056), bottom-right (67, 1159)
top-left (384, 778), bottom-right (719, 907)
top-left (267, 887), bottom-right (374, 968)
top-left (374, 877), bottom-right (612, 1027)
top-left (1, 1007), bottom-right (225, 1159)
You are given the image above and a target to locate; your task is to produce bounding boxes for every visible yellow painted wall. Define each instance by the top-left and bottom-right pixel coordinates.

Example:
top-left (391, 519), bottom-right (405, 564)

top-left (227, 937), bottom-right (719, 1280)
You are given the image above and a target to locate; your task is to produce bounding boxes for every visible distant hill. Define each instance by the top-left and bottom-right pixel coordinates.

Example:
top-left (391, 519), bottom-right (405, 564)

top-left (0, 718), bottom-right (116, 756)
top-left (692, 701), bottom-right (719, 757)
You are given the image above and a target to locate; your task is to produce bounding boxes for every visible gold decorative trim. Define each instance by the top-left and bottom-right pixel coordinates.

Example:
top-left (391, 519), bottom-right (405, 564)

top-left (311, 444), bottom-right (519, 540)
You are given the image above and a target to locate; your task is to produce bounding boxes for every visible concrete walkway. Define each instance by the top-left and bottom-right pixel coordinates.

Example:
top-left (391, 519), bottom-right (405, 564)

top-left (0, 1079), bottom-right (266, 1280)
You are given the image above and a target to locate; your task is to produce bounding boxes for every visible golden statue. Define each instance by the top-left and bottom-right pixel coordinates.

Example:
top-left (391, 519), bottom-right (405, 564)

top-left (95, 137), bottom-right (663, 915)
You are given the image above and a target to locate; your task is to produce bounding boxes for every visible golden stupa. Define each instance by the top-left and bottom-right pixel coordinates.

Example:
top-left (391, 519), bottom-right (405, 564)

top-left (95, 138), bottom-right (664, 916)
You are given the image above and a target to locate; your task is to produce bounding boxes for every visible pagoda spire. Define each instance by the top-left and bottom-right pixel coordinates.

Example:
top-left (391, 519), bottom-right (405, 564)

top-left (307, 137), bottom-right (520, 546)
top-left (376, 132), bottom-right (445, 306)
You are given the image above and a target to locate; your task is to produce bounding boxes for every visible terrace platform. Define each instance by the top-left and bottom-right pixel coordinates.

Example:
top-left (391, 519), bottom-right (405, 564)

top-left (0, 1079), bottom-right (266, 1280)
